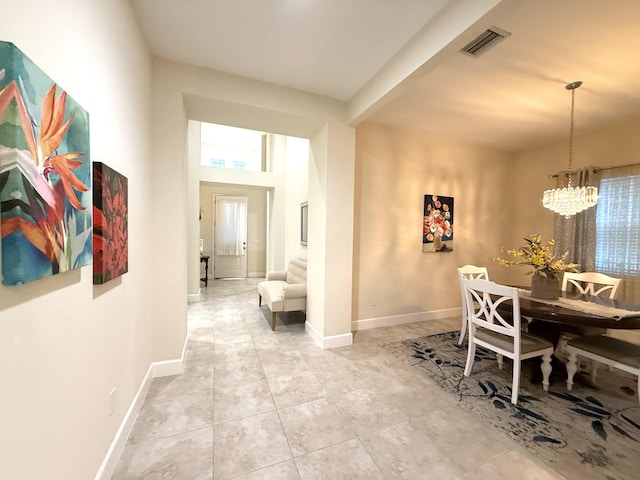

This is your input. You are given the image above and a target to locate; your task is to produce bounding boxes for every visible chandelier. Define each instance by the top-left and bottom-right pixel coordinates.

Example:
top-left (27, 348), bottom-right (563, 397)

top-left (542, 81), bottom-right (598, 218)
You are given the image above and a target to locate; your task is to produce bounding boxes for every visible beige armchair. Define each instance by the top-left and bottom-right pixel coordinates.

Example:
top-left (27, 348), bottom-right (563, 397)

top-left (258, 257), bottom-right (307, 330)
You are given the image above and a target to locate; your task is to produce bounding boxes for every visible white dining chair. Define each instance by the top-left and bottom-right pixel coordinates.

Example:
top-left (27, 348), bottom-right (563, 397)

top-left (566, 334), bottom-right (640, 403)
top-left (462, 278), bottom-right (554, 405)
top-left (456, 265), bottom-right (489, 345)
top-left (545, 272), bottom-right (621, 347)
top-left (558, 271), bottom-right (621, 347)
top-left (560, 271), bottom-right (623, 375)
top-left (562, 272), bottom-right (621, 299)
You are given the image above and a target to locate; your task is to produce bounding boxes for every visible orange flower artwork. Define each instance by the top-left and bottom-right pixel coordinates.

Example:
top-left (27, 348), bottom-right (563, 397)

top-left (0, 41), bottom-right (91, 285)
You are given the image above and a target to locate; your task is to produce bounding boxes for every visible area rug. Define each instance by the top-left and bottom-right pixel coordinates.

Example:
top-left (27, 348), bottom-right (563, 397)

top-left (384, 331), bottom-right (640, 480)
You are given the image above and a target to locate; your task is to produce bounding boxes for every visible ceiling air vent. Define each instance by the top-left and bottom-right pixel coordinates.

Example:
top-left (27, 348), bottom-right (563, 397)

top-left (460, 27), bottom-right (511, 58)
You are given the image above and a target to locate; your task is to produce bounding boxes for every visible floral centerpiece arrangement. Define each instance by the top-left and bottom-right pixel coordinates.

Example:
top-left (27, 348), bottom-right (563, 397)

top-left (494, 234), bottom-right (579, 299)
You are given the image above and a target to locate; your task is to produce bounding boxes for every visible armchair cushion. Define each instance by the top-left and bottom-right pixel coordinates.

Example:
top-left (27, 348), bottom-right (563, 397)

top-left (266, 271), bottom-right (286, 281)
top-left (283, 282), bottom-right (307, 299)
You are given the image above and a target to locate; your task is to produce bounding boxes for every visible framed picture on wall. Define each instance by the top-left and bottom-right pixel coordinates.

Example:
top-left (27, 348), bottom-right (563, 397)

top-left (93, 162), bottom-right (128, 284)
top-left (0, 41), bottom-right (92, 285)
top-left (301, 201), bottom-right (308, 245)
top-left (423, 194), bottom-right (454, 253)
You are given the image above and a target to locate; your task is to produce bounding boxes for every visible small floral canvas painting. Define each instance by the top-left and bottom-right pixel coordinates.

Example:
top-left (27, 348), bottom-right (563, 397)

top-left (0, 41), bottom-right (92, 285)
top-left (93, 162), bottom-right (128, 284)
top-left (423, 194), bottom-right (454, 253)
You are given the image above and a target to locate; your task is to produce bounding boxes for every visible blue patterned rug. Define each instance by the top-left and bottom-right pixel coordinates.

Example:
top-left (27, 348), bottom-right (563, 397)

top-left (384, 331), bottom-right (640, 480)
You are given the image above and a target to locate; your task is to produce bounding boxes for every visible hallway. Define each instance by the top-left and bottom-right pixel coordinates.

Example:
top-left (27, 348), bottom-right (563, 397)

top-left (112, 279), bottom-right (565, 479)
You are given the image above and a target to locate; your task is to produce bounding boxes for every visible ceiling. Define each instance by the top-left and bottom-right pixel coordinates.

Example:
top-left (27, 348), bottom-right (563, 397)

top-left (131, 0), bottom-right (640, 152)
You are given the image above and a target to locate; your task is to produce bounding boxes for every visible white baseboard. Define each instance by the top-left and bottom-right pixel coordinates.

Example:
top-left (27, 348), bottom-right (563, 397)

top-left (95, 335), bottom-right (187, 479)
top-left (305, 321), bottom-right (353, 349)
top-left (153, 336), bottom-right (187, 377)
top-left (352, 307), bottom-right (461, 331)
top-left (94, 365), bottom-right (153, 480)
top-left (304, 308), bottom-right (461, 348)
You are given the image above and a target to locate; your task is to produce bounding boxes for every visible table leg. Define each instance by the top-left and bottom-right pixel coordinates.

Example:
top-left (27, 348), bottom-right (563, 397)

top-left (200, 257), bottom-right (209, 287)
top-left (566, 351), bottom-right (578, 391)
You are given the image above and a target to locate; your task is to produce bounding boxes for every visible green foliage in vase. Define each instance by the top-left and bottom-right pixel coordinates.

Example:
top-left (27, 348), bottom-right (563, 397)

top-left (494, 234), bottom-right (579, 277)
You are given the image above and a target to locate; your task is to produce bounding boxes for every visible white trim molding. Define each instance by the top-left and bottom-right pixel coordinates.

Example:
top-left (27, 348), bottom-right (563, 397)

top-left (352, 307), bottom-right (461, 332)
top-left (95, 335), bottom-right (187, 479)
top-left (94, 365), bottom-right (153, 480)
top-left (305, 321), bottom-right (353, 349)
top-left (152, 336), bottom-right (188, 377)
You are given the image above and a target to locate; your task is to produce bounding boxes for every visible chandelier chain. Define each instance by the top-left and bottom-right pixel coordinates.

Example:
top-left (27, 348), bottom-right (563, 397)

top-left (568, 87), bottom-right (575, 187)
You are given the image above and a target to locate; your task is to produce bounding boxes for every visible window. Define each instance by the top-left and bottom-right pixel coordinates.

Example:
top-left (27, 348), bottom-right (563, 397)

top-left (595, 172), bottom-right (640, 276)
top-left (200, 123), bottom-right (264, 171)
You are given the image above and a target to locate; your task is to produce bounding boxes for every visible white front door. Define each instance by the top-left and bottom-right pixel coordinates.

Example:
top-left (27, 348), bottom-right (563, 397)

top-left (213, 195), bottom-right (248, 278)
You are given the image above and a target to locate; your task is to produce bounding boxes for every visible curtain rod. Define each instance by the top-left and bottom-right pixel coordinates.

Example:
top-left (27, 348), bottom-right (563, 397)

top-left (592, 161), bottom-right (640, 173)
top-left (549, 161), bottom-right (640, 178)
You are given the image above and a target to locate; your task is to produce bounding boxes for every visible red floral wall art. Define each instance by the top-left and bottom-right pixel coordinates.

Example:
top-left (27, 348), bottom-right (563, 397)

top-left (93, 162), bottom-right (127, 284)
top-left (423, 194), bottom-right (454, 253)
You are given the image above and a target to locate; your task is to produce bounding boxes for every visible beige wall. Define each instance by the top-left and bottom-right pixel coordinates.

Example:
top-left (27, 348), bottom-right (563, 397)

top-left (353, 123), bottom-right (514, 323)
top-left (308, 120), bottom-right (356, 339)
top-left (510, 117), bottom-right (640, 249)
top-left (265, 134), bottom-right (310, 271)
top-left (354, 119), bottom-right (640, 344)
top-left (3, 4), bottom-right (640, 478)
top-left (151, 57), bottom-right (356, 347)
top-left (199, 184), bottom-right (268, 277)
top-left (511, 115), bottom-right (640, 288)
top-left (193, 131), bottom-right (309, 281)
top-left (149, 60), bottom-right (190, 362)
top-left (512, 116), bottom-right (640, 344)
top-left (0, 1), bottom-right (153, 479)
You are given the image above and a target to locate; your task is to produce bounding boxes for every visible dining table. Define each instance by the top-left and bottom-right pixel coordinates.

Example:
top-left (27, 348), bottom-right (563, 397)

top-left (509, 289), bottom-right (640, 330)
top-left (495, 288), bottom-right (640, 388)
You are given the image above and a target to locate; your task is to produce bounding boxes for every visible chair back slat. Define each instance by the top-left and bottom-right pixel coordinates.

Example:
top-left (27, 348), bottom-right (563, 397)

top-left (455, 265), bottom-right (490, 345)
top-left (457, 265), bottom-right (489, 281)
top-left (562, 272), bottom-right (621, 299)
top-left (463, 278), bottom-right (521, 341)
top-left (457, 265), bottom-right (489, 315)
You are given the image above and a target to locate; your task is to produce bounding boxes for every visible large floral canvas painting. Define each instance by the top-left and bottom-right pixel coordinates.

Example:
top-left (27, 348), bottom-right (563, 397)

top-left (0, 41), bottom-right (92, 285)
top-left (423, 194), bottom-right (454, 253)
top-left (93, 162), bottom-right (127, 284)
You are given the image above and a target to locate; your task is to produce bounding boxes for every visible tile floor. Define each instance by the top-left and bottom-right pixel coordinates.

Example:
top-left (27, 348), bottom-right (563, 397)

top-left (112, 279), bottom-right (567, 479)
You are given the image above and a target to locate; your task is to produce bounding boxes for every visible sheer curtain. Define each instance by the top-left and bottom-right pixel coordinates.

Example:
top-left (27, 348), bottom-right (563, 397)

top-left (594, 164), bottom-right (640, 304)
top-left (215, 200), bottom-right (247, 256)
top-left (553, 167), bottom-right (601, 271)
top-left (554, 164), bottom-right (640, 304)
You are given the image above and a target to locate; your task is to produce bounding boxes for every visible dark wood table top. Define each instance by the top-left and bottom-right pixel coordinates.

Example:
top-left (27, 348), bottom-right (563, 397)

top-left (508, 290), bottom-right (640, 329)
